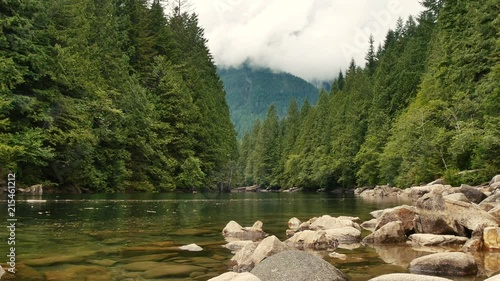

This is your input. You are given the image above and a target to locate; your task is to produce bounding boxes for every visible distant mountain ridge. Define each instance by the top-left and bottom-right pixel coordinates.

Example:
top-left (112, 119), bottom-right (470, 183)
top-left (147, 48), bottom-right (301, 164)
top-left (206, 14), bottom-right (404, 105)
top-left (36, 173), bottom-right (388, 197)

top-left (219, 65), bottom-right (319, 137)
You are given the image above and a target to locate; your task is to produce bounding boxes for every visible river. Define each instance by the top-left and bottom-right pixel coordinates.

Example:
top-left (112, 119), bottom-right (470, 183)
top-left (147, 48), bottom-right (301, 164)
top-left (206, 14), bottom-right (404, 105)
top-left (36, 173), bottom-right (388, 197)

top-left (0, 193), bottom-right (490, 280)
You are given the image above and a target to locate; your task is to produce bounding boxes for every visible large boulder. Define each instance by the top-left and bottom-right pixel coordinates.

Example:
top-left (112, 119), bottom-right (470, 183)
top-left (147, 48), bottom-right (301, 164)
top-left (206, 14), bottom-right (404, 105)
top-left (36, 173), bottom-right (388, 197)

top-left (369, 273), bottom-right (453, 281)
top-left (222, 221), bottom-right (266, 241)
top-left (409, 234), bottom-right (468, 247)
top-left (285, 230), bottom-right (339, 250)
top-left (250, 250), bottom-right (347, 281)
top-left (409, 252), bottom-right (478, 277)
top-left (230, 236), bottom-right (290, 272)
top-left (362, 221), bottom-right (406, 244)
top-left (485, 273), bottom-right (500, 281)
top-left (324, 227), bottom-right (361, 243)
top-left (376, 205), bottom-right (416, 235)
top-left (414, 191), bottom-right (499, 236)
top-left (309, 215), bottom-right (361, 231)
top-left (208, 272), bottom-right (261, 281)
top-left (458, 185), bottom-right (487, 204)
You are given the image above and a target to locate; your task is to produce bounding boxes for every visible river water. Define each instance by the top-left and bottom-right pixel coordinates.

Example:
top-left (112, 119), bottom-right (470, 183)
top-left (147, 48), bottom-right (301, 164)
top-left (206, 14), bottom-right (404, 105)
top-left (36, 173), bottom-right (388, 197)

top-left (0, 193), bottom-right (492, 280)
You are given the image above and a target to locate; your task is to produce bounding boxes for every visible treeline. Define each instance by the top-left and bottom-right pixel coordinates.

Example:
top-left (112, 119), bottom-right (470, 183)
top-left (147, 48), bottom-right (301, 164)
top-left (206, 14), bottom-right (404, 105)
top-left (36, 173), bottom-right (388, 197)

top-left (0, 0), bottom-right (237, 192)
top-left (238, 0), bottom-right (499, 190)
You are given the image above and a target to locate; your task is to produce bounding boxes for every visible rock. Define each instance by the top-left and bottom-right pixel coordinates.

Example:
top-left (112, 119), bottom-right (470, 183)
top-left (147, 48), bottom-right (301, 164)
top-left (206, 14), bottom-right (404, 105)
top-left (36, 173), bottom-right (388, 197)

top-left (208, 272), bottom-right (262, 281)
top-left (21, 184), bottom-right (43, 195)
top-left (363, 221), bottom-right (406, 244)
top-left (409, 252), bottom-right (478, 277)
top-left (484, 227), bottom-right (500, 250)
top-left (458, 185), bottom-right (487, 204)
top-left (359, 185), bottom-right (402, 198)
top-left (409, 234), bottom-right (469, 247)
top-left (288, 217), bottom-right (301, 231)
top-left (491, 175), bottom-right (500, 185)
top-left (123, 261), bottom-right (163, 271)
top-left (222, 221), bottom-right (266, 241)
top-left (223, 241), bottom-right (255, 252)
top-left (230, 235), bottom-right (290, 272)
top-left (369, 273), bottom-right (453, 281)
top-left (414, 190), bottom-right (499, 236)
top-left (142, 264), bottom-right (206, 278)
top-left (376, 205), bottom-right (415, 235)
top-left (329, 252), bottom-right (347, 260)
top-left (43, 265), bottom-right (110, 281)
top-left (24, 255), bottom-right (87, 266)
top-left (179, 243), bottom-right (203, 252)
top-left (489, 207), bottom-right (500, 219)
top-left (444, 193), bottom-right (470, 203)
top-left (309, 215), bottom-right (360, 231)
top-left (87, 259), bottom-right (118, 267)
top-left (285, 230), bottom-right (339, 250)
top-left (485, 273), bottom-right (500, 281)
top-left (324, 227), bottom-right (361, 243)
top-left (370, 210), bottom-right (385, 219)
top-left (251, 250), bottom-right (347, 281)
top-left (361, 219), bottom-right (378, 232)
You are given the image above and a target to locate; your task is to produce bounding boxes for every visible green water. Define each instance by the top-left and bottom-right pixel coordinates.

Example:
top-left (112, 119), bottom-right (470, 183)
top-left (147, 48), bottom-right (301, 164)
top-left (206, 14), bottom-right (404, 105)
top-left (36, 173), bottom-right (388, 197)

top-left (0, 193), bottom-right (492, 280)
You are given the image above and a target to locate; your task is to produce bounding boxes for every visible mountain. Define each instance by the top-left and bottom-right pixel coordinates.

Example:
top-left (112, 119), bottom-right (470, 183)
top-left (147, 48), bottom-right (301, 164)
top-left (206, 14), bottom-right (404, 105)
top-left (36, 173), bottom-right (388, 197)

top-left (218, 65), bottom-right (319, 137)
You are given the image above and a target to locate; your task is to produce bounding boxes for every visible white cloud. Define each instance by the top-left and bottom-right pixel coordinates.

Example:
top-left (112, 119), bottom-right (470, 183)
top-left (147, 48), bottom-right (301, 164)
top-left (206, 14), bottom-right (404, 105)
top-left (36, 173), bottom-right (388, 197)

top-left (191, 0), bottom-right (424, 81)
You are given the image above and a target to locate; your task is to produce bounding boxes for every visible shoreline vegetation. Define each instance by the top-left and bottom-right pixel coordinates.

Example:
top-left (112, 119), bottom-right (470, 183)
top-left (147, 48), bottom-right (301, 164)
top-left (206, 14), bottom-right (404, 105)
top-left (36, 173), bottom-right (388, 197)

top-left (1, 0), bottom-right (497, 193)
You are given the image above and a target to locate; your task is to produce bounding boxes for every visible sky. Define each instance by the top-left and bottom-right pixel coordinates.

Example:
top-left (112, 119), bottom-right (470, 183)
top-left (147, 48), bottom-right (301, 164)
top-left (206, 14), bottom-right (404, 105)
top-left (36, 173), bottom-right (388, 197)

top-left (189, 0), bottom-right (424, 82)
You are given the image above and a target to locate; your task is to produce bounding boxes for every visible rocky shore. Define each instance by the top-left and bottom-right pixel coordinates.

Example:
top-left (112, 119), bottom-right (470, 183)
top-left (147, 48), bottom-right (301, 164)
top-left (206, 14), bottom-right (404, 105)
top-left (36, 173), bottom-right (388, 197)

top-left (211, 175), bottom-right (500, 281)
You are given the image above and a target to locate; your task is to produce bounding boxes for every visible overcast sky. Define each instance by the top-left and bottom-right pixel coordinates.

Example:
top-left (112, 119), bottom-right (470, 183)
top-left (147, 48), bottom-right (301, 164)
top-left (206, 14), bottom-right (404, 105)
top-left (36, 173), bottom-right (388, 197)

top-left (189, 0), bottom-right (424, 82)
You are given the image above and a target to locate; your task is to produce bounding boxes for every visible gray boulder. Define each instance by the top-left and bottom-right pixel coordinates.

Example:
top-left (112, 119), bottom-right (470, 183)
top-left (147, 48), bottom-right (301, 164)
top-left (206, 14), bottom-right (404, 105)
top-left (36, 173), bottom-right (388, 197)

top-left (409, 252), bottom-right (478, 277)
top-left (369, 273), bottom-right (453, 281)
top-left (251, 250), bottom-right (347, 281)
top-left (458, 185), bottom-right (487, 204)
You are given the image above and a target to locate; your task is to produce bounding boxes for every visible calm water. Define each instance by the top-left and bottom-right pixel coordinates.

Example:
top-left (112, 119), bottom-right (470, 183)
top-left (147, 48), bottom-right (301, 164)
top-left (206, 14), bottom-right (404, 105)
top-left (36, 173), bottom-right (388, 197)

top-left (0, 193), bottom-right (492, 280)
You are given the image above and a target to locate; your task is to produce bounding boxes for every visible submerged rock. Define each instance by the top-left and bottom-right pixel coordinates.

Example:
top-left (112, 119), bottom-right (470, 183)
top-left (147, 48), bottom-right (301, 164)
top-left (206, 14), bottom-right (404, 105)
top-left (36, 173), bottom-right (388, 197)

top-left (409, 252), bottom-right (478, 277)
top-left (179, 243), bottom-right (203, 252)
top-left (142, 264), bottom-right (206, 278)
top-left (250, 250), bottom-right (347, 281)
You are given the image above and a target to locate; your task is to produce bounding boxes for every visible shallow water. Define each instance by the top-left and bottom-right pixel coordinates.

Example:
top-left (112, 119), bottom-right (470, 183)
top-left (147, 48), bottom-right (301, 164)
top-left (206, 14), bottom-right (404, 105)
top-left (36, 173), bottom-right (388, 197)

top-left (0, 193), bottom-right (494, 280)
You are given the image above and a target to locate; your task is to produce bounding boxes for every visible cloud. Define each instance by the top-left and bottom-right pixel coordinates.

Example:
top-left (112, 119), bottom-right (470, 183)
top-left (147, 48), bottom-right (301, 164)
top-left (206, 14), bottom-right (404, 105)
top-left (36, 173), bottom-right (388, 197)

top-left (191, 0), bottom-right (424, 81)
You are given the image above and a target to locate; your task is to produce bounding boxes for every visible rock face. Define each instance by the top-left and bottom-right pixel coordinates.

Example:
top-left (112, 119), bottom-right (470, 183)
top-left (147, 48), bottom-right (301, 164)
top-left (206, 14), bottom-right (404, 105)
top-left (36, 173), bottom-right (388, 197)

top-left (363, 221), bottom-right (406, 244)
top-left (208, 272), bottom-right (262, 281)
top-left (369, 273), bottom-right (453, 281)
top-left (222, 221), bottom-right (267, 241)
top-left (230, 235), bottom-right (290, 272)
top-left (409, 252), bottom-right (478, 277)
top-left (409, 234), bottom-right (468, 247)
top-left (250, 250), bottom-right (347, 281)
top-left (484, 227), bottom-right (500, 250)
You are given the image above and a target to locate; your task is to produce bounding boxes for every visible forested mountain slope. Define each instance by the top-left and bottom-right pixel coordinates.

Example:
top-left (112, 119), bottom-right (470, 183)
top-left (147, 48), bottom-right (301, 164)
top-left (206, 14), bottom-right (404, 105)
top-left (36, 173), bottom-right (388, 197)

top-left (219, 65), bottom-right (319, 137)
top-left (238, 0), bottom-right (499, 190)
top-left (0, 0), bottom-right (237, 192)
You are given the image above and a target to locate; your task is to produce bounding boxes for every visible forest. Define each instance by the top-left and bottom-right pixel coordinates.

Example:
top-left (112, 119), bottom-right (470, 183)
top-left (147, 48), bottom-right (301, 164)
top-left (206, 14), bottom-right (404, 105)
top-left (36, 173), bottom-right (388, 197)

top-left (0, 0), bottom-right (237, 192)
top-left (238, 0), bottom-right (499, 190)
top-left (219, 65), bottom-right (319, 137)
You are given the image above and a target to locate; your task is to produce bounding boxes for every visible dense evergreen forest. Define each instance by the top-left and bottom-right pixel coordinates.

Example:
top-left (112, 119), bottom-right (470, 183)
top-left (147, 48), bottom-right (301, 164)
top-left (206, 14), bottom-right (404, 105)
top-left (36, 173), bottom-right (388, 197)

top-left (239, 0), bottom-right (499, 190)
top-left (0, 0), bottom-right (237, 192)
top-left (219, 65), bottom-right (319, 137)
